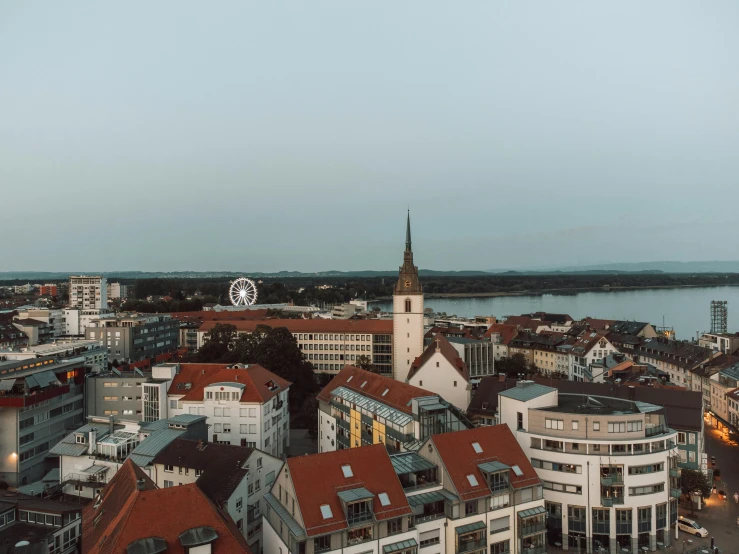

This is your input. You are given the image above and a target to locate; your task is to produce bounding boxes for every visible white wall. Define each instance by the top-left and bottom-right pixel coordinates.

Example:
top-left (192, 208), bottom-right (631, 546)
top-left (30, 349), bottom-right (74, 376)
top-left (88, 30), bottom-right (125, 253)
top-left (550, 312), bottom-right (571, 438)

top-left (408, 350), bottom-right (470, 411)
top-left (319, 411), bottom-right (336, 453)
top-left (393, 293), bottom-right (424, 382)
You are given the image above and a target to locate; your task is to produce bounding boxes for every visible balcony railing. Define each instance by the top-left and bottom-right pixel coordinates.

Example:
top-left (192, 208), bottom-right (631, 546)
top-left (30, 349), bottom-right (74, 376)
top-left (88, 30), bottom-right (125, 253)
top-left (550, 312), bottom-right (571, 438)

top-left (669, 468), bottom-right (680, 478)
top-left (601, 497), bottom-right (624, 507)
top-left (457, 537), bottom-right (487, 553)
top-left (415, 512), bottom-right (446, 524)
top-left (347, 512), bottom-right (373, 527)
top-left (671, 488), bottom-right (682, 499)
top-left (520, 521), bottom-right (546, 537)
top-left (601, 475), bottom-right (624, 486)
top-left (520, 546), bottom-right (546, 554)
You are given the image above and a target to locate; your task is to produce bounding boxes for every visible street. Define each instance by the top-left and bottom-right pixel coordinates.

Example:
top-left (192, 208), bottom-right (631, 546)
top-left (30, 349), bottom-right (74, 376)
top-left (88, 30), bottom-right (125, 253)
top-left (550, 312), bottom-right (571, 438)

top-left (674, 424), bottom-right (739, 553)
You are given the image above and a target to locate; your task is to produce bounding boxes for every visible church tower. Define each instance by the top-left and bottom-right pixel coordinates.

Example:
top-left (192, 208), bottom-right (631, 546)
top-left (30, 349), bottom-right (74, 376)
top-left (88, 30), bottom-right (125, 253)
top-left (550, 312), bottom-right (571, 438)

top-left (393, 211), bottom-right (424, 382)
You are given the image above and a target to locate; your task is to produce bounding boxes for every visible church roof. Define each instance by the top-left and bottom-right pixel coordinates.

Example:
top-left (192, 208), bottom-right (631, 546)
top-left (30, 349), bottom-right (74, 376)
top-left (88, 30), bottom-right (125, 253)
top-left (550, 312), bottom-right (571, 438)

top-left (408, 333), bottom-right (469, 382)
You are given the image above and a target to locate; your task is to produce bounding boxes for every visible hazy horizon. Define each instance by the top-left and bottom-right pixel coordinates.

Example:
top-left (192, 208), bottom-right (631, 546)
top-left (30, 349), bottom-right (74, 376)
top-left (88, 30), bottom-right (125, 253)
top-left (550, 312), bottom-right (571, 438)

top-left (2, 1), bottom-right (739, 272)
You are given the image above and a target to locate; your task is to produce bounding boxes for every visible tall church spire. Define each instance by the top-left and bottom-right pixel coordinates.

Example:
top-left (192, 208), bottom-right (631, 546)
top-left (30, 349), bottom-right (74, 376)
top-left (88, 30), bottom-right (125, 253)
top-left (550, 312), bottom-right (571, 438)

top-left (406, 210), bottom-right (412, 252)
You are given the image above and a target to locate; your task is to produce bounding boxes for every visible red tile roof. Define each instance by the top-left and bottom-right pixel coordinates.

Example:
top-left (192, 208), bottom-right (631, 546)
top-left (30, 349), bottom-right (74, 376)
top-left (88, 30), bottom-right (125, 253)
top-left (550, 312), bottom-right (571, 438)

top-left (430, 425), bottom-right (540, 501)
top-left (581, 317), bottom-right (616, 331)
top-left (317, 365), bottom-right (433, 415)
top-left (171, 310), bottom-right (270, 322)
top-left (198, 318), bottom-right (393, 334)
top-left (408, 333), bottom-right (469, 382)
top-left (502, 316), bottom-right (546, 332)
top-left (483, 323), bottom-right (519, 345)
top-left (82, 459), bottom-right (250, 554)
top-left (287, 444), bottom-right (411, 537)
top-left (169, 363), bottom-right (291, 403)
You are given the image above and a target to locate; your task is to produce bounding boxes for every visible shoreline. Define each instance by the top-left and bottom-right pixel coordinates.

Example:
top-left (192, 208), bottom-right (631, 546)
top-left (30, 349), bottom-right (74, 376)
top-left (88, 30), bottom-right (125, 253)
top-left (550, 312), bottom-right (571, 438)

top-left (370, 283), bottom-right (739, 302)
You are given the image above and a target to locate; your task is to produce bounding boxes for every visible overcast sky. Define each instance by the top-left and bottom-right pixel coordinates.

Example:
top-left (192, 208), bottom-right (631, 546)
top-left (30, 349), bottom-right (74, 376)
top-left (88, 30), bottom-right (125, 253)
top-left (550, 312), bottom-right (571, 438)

top-left (2, 2), bottom-right (738, 272)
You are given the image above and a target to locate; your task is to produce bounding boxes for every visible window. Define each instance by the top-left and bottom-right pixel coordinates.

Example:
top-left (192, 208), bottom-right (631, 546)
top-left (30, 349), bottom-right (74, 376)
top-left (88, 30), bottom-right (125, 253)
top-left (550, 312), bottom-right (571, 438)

top-left (677, 432), bottom-right (686, 444)
top-left (467, 474), bottom-right (479, 487)
top-left (472, 442), bottom-right (483, 454)
top-left (341, 465), bottom-right (353, 478)
top-left (545, 418), bottom-right (564, 430)
top-left (572, 420), bottom-right (579, 430)
top-left (491, 540), bottom-right (510, 554)
top-left (627, 421), bottom-right (643, 432)
top-left (465, 500), bottom-right (478, 516)
top-left (164, 480), bottom-right (174, 488)
top-left (405, 299), bottom-right (411, 313)
top-left (542, 481), bottom-right (582, 494)
top-left (490, 515), bottom-right (510, 534)
top-left (628, 463), bottom-right (663, 475)
top-left (314, 535), bottom-right (331, 553)
top-left (75, 435), bottom-right (86, 444)
top-left (608, 422), bottom-right (626, 433)
top-left (320, 505), bottom-right (333, 519)
top-left (387, 517), bottom-right (402, 536)
top-left (517, 412), bottom-right (523, 430)
top-left (593, 421), bottom-right (600, 431)
top-left (378, 492), bottom-right (390, 506)
top-left (629, 484), bottom-right (664, 496)
top-left (164, 465), bottom-right (173, 473)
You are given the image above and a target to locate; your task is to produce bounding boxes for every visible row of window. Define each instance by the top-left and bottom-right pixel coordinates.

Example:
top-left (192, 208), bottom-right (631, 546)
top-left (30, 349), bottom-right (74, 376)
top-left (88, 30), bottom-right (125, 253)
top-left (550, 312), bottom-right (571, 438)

top-left (544, 418), bottom-right (644, 433)
top-left (294, 334), bottom-right (372, 341)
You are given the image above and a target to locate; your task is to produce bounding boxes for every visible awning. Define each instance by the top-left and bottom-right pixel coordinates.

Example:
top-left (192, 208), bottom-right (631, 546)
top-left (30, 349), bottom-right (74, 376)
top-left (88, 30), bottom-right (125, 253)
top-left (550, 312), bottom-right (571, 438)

top-left (407, 488), bottom-right (458, 507)
top-left (33, 370), bottom-right (60, 388)
top-left (419, 402), bottom-right (448, 411)
top-left (24, 375), bottom-right (40, 388)
top-left (0, 379), bottom-right (16, 392)
top-left (79, 465), bottom-right (108, 476)
top-left (383, 539), bottom-right (418, 553)
top-left (518, 506), bottom-right (546, 519)
top-left (337, 487), bottom-right (374, 503)
top-left (478, 461), bottom-right (509, 473)
top-left (455, 520), bottom-right (486, 535)
top-left (390, 452), bottom-right (437, 474)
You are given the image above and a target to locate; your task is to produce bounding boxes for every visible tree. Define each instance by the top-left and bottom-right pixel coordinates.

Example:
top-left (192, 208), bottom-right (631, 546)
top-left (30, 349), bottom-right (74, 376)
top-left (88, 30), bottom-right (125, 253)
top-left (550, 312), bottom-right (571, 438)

top-left (680, 469), bottom-right (711, 515)
top-left (355, 355), bottom-right (373, 371)
top-left (497, 353), bottom-right (531, 378)
top-left (303, 397), bottom-right (319, 443)
top-left (194, 323), bottom-right (237, 362)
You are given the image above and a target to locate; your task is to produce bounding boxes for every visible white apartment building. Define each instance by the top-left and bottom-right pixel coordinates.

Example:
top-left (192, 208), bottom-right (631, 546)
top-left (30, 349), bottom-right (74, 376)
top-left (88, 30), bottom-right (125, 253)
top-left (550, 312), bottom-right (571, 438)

top-left (317, 365), bottom-right (472, 455)
top-left (263, 425), bottom-right (546, 554)
top-left (498, 381), bottom-right (681, 553)
top-left (560, 333), bottom-right (618, 382)
top-left (106, 282), bottom-right (129, 300)
top-left (142, 362), bottom-right (291, 458)
top-left (68, 275), bottom-right (107, 310)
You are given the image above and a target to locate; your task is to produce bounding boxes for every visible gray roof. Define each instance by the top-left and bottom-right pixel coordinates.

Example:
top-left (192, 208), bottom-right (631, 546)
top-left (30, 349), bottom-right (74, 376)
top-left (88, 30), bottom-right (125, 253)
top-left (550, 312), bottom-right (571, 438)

top-left (128, 429), bottom-right (185, 466)
top-left (168, 414), bottom-right (206, 424)
top-left (498, 383), bottom-right (556, 402)
top-left (264, 492), bottom-right (306, 541)
top-left (48, 423), bottom-right (113, 457)
top-left (390, 452), bottom-right (437, 475)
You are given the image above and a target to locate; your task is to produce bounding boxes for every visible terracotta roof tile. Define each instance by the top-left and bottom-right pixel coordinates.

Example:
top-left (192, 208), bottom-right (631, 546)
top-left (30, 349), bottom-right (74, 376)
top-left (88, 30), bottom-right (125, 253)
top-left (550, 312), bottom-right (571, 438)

top-left (317, 366), bottom-right (433, 414)
top-left (198, 318), bottom-right (393, 334)
top-left (483, 323), bottom-right (519, 345)
top-left (82, 459), bottom-right (250, 553)
top-left (287, 444), bottom-right (411, 537)
top-left (430, 425), bottom-right (540, 501)
top-left (168, 363), bottom-right (291, 403)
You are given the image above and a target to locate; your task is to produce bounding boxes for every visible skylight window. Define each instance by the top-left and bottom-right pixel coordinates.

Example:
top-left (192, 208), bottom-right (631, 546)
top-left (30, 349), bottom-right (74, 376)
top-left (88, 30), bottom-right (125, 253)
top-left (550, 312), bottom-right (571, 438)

top-left (382, 389), bottom-right (389, 396)
top-left (361, 381), bottom-right (367, 388)
top-left (320, 504), bottom-right (333, 519)
top-left (471, 442), bottom-right (482, 454)
top-left (512, 465), bottom-right (523, 476)
top-left (378, 492), bottom-right (391, 507)
top-left (347, 376), bottom-right (353, 382)
top-left (467, 474), bottom-right (479, 487)
top-left (341, 465), bottom-right (354, 478)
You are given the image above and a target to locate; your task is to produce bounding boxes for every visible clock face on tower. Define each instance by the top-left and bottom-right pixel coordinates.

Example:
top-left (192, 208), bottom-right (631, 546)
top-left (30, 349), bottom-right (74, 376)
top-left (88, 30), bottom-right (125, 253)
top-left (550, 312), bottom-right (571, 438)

top-left (404, 280), bottom-right (411, 288)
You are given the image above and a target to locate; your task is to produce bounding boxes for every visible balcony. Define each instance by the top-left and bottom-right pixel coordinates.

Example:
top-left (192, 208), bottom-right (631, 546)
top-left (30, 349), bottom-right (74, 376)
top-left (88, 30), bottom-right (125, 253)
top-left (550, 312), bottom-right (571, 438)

top-left (457, 537), bottom-right (487, 553)
top-left (601, 497), bottom-right (624, 507)
top-left (671, 488), bottom-right (682, 499)
top-left (520, 521), bottom-right (546, 537)
top-left (521, 547), bottom-right (546, 554)
top-left (670, 468), bottom-right (680, 478)
top-left (601, 475), bottom-right (624, 486)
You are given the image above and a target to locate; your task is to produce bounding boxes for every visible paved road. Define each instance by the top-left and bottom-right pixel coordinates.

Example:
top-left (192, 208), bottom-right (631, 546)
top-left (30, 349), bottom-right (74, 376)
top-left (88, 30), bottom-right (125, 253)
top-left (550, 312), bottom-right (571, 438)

top-left (675, 425), bottom-right (739, 553)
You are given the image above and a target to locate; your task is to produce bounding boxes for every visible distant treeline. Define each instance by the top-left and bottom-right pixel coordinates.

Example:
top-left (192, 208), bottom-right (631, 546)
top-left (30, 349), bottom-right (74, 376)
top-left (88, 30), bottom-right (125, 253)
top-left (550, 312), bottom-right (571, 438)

top-left (110, 273), bottom-right (739, 311)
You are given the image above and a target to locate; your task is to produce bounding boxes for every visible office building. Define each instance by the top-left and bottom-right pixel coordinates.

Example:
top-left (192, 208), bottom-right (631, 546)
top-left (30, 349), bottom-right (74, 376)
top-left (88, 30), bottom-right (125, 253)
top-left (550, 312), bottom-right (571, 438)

top-left (85, 313), bottom-right (179, 363)
top-left (68, 275), bottom-right (107, 310)
top-left (498, 381), bottom-right (680, 552)
top-left (85, 367), bottom-right (149, 419)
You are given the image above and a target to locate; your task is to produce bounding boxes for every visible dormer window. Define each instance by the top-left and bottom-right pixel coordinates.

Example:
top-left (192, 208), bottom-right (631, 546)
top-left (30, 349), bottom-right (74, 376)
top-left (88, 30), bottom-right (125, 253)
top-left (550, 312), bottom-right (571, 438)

top-left (75, 435), bottom-right (86, 444)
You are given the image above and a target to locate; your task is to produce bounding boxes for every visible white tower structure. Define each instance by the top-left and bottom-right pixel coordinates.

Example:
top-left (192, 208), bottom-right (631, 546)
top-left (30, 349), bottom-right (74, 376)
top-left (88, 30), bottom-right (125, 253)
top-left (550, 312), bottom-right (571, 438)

top-left (392, 211), bottom-right (424, 382)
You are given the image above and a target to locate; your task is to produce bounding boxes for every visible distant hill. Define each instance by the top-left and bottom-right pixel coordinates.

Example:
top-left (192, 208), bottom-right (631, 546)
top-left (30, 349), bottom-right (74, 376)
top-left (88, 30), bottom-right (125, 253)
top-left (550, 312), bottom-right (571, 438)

top-left (2, 261), bottom-right (739, 281)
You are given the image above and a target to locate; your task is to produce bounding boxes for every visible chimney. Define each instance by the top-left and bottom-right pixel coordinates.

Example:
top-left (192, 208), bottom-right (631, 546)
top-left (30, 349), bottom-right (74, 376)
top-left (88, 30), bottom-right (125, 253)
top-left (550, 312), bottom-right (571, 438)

top-left (108, 415), bottom-right (114, 434)
top-left (136, 478), bottom-right (147, 491)
top-left (88, 429), bottom-right (97, 455)
top-left (628, 386), bottom-right (636, 401)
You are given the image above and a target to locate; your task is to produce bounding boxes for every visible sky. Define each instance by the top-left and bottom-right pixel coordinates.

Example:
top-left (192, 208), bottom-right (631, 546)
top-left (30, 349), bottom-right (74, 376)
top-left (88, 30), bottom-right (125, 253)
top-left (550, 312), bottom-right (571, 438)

top-left (2, 1), bottom-right (739, 273)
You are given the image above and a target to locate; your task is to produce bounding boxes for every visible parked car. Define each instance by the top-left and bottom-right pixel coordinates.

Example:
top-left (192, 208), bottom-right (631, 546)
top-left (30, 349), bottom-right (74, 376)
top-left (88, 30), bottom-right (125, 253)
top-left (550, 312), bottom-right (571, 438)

top-left (678, 516), bottom-right (709, 537)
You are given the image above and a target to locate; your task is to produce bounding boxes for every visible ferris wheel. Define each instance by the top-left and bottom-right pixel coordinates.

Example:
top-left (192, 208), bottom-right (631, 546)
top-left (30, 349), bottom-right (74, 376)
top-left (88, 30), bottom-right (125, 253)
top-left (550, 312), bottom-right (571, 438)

top-left (229, 277), bottom-right (258, 306)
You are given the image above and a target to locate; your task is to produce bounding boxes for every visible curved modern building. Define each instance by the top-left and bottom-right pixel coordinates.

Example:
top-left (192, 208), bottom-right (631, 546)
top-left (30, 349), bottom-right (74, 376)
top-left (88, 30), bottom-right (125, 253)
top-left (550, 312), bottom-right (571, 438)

top-left (498, 381), bottom-right (680, 553)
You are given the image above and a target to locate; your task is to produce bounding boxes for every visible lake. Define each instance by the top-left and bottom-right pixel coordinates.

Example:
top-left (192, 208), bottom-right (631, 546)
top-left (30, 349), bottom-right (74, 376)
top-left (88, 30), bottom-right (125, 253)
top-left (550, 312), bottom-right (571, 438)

top-left (374, 286), bottom-right (739, 341)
